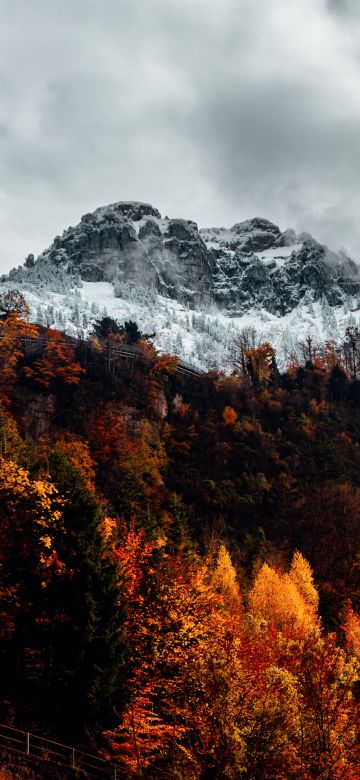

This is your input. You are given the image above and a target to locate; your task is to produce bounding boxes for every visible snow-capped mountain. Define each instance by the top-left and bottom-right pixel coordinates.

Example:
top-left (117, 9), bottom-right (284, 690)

top-left (2, 200), bottom-right (360, 371)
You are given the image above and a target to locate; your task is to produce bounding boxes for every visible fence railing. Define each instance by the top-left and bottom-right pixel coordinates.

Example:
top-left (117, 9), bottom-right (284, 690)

top-left (0, 722), bottom-right (122, 778)
top-left (13, 333), bottom-right (205, 378)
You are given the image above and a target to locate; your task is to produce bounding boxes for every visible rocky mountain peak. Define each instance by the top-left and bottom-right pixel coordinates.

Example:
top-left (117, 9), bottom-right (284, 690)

top-left (3, 199), bottom-right (360, 324)
top-left (92, 200), bottom-right (162, 221)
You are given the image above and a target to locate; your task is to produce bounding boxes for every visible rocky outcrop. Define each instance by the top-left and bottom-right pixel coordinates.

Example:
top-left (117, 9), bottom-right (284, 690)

top-left (209, 233), bottom-right (360, 315)
top-left (94, 201), bottom-right (161, 221)
top-left (21, 393), bottom-right (57, 440)
top-left (6, 200), bottom-right (360, 316)
top-left (230, 217), bottom-right (281, 253)
top-left (162, 219), bottom-right (213, 302)
top-left (138, 219), bottom-right (162, 240)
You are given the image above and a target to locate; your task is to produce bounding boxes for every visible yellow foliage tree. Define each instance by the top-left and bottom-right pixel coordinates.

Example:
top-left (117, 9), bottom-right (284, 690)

top-left (0, 406), bottom-right (27, 462)
top-left (0, 457), bottom-right (63, 552)
top-left (289, 550), bottom-right (319, 615)
top-left (212, 543), bottom-right (241, 611)
top-left (107, 530), bottom-right (360, 779)
top-left (343, 607), bottom-right (360, 661)
top-left (298, 632), bottom-right (360, 778)
top-left (249, 557), bottom-right (319, 633)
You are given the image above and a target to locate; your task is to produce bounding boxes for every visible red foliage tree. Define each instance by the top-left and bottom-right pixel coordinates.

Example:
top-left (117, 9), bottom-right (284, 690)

top-left (24, 329), bottom-right (85, 387)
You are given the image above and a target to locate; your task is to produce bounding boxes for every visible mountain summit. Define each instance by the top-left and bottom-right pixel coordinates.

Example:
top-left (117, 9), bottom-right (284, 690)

top-left (2, 201), bottom-right (360, 369)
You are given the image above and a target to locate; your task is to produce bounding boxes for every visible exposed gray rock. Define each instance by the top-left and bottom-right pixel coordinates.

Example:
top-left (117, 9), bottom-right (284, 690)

top-left (7, 200), bottom-right (360, 317)
top-left (139, 220), bottom-right (162, 240)
top-left (78, 262), bottom-right (105, 282)
top-left (274, 228), bottom-right (296, 247)
top-left (165, 219), bottom-right (199, 241)
top-left (230, 217), bottom-right (281, 253)
top-left (93, 200), bottom-right (161, 221)
top-left (242, 257), bottom-right (270, 288)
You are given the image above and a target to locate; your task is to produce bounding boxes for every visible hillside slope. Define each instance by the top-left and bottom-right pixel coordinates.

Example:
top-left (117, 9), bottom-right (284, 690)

top-left (2, 201), bottom-right (360, 370)
top-left (0, 317), bottom-right (359, 777)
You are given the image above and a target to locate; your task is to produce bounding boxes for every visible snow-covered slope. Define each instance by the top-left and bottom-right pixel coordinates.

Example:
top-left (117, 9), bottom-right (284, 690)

top-left (2, 201), bottom-right (360, 371)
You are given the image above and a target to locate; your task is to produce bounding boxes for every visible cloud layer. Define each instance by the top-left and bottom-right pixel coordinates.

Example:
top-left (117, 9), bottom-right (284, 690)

top-left (1, 0), bottom-right (360, 270)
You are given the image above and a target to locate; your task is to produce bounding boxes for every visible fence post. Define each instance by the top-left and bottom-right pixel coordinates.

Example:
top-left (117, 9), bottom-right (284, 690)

top-left (26, 733), bottom-right (30, 754)
top-left (114, 765), bottom-right (117, 780)
top-left (71, 747), bottom-right (75, 768)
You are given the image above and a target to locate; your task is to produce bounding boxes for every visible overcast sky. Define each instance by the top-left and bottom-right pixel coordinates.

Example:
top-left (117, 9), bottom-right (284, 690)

top-left (1, 0), bottom-right (360, 272)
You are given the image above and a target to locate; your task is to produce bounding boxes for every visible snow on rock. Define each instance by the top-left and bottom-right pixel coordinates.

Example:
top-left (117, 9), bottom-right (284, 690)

top-left (2, 200), bottom-right (360, 371)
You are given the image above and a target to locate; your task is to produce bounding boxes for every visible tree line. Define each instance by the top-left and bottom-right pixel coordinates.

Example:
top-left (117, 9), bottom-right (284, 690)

top-left (0, 291), bottom-right (359, 778)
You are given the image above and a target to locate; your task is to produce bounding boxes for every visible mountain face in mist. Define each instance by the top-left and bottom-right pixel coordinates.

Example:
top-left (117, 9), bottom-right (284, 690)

top-left (6, 200), bottom-right (360, 315)
top-left (2, 200), bottom-right (360, 372)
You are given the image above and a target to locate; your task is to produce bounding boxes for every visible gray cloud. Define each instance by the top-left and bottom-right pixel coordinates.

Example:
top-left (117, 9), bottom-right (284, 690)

top-left (1, 0), bottom-right (360, 271)
top-left (327, 0), bottom-right (360, 14)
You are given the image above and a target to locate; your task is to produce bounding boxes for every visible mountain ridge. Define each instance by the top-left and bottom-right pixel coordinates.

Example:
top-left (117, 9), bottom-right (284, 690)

top-left (2, 200), bottom-right (360, 371)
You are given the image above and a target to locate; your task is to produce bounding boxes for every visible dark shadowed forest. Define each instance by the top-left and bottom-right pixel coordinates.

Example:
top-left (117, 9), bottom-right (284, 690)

top-left (0, 294), bottom-right (359, 779)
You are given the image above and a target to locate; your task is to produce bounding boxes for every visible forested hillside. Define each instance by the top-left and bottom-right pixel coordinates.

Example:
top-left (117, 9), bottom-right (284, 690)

top-left (0, 293), bottom-right (359, 779)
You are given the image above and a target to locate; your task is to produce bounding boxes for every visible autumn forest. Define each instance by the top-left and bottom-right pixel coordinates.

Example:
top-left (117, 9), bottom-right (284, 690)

top-left (0, 290), bottom-right (359, 779)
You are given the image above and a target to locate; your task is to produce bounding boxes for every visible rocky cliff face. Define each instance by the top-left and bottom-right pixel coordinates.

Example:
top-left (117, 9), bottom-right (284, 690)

top-left (6, 201), bottom-right (359, 317)
top-left (201, 218), bottom-right (360, 315)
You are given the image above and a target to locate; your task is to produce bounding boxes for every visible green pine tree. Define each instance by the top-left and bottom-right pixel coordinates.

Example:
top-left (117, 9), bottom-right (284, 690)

top-left (47, 448), bottom-right (128, 741)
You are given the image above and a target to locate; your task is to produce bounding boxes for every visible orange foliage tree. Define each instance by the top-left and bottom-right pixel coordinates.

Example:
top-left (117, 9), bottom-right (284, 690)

top-left (107, 538), bottom-right (246, 777)
top-left (53, 436), bottom-right (96, 490)
top-left (222, 405), bottom-right (238, 426)
top-left (89, 405), bottom-right (167, 521)
top-left (104, 537), bottom-right (359, 779)
top-left (24, 329), bottom-right (84, 388)
top-left (244, 342), bottom-right (276, 385)
top-left (0, 313), bottom-right (39, 401)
